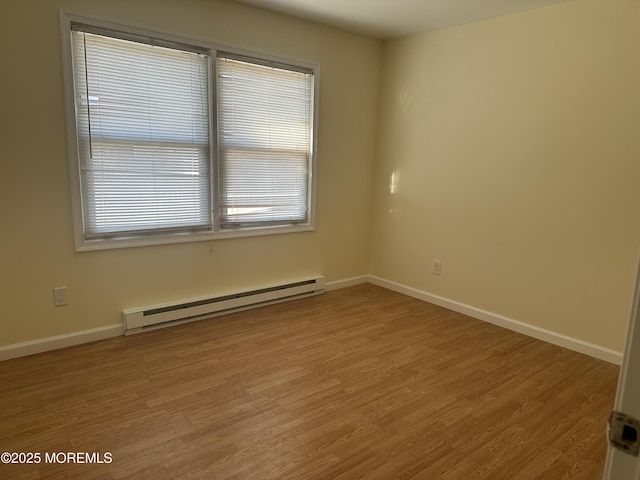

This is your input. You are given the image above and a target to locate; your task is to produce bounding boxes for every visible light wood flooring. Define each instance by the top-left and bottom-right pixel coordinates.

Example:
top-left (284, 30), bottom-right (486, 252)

top-left (0, 284), bottom-right (620, 479)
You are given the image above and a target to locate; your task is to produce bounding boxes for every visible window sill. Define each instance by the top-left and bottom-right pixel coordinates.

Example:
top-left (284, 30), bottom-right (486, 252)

top-left (74, 224), bottom-right (315, 252)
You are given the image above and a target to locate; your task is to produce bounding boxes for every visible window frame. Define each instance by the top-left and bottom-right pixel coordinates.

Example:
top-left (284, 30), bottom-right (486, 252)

top-left (59, 11), bottom-right (318, 251)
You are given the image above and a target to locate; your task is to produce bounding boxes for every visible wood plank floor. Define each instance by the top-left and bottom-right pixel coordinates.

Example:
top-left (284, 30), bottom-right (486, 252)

top-left (0, 284), bottom-right (619, 480)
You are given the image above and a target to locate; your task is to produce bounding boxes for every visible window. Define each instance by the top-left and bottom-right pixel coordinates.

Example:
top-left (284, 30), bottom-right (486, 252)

top-left (217, 55), bottom-right (313, 227)
top-left (61, 14), bottom-right (317, 250)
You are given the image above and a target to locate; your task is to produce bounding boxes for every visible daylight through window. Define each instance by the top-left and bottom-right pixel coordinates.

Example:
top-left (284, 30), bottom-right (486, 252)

top-left (65, 17), bottom-right (316, 249)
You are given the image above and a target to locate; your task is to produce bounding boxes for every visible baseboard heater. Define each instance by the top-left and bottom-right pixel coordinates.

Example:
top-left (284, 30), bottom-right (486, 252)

top-left (122, 276), bottom-right (325, 335)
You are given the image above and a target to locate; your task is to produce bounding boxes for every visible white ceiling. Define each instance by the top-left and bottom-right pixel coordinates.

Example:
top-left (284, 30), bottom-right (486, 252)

top-left (235, 0), bottom-right (573, 39)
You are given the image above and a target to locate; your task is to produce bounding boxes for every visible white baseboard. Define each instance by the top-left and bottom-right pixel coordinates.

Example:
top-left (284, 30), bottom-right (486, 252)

top-left (0, 276), bottom-right (369, 361)
top-left (325, 275), bottom-right (369, 291)
top-left (369, 275), bottom-right (623, 365)
top-left (1, 274), bottom-right (621, 365)
top-left (0, 324), bottom-right (123, 362)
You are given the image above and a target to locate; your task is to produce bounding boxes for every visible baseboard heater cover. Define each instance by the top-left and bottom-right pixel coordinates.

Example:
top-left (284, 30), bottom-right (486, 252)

top-left (122, 276), bottom-right (325, 335)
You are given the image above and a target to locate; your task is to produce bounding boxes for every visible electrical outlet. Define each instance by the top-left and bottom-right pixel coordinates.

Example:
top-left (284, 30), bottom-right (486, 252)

top-left (433, 260), bottom-right (441, 275)
top-left (53, 287), bottom-right (68, 306)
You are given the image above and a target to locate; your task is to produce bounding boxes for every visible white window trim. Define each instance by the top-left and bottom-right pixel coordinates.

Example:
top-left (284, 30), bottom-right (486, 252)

top-left (59, 11), bottom-right (319, 252)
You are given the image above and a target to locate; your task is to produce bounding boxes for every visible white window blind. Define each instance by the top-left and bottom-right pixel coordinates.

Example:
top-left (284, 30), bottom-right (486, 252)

top-left (217, 55), bottom-right (313, 227)
top-left (71, 27), bottom-right (211, 239)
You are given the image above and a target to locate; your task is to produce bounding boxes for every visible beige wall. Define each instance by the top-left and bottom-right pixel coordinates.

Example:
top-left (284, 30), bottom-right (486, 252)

top-left (371, 0), bottom-right (640, 352)
top-left (0, 0), bottom-right (381, 346)
top-left (3, 0), bottom-right (639, 356)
